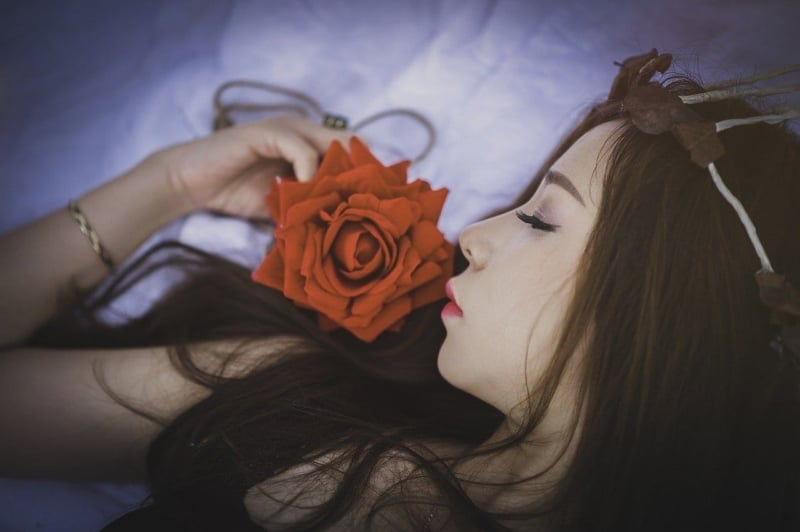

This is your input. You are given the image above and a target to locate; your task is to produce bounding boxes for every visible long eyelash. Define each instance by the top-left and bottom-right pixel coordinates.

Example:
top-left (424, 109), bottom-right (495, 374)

top-left (515, 210), bottom-right (559, 232)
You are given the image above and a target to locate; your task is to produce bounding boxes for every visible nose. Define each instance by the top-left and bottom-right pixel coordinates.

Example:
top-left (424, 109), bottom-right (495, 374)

top-left (458, 219), bottom-right (491, 270)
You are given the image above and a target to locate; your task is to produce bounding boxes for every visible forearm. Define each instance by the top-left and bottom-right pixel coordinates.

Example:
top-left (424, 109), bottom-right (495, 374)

top-left (0, 154), bottom-right (192, 348)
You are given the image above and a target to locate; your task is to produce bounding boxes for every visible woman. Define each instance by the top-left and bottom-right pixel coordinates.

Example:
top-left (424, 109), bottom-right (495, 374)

top-left (2, 54), bottom-right (799, 530)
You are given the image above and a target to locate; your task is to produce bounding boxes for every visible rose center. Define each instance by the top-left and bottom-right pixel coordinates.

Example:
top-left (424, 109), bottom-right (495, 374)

top-left (332, 222), bottom-right (385, 279)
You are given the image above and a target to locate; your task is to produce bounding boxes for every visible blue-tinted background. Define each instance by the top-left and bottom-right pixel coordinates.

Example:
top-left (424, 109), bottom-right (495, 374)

top-left (1, 0), bottom-right (798, 530)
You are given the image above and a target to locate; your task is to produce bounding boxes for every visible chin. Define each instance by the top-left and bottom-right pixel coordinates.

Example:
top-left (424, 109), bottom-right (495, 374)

top-left (437, 339), bottom-right (506, 413)
top-left (436, 339), bottom-right (455, 380)
top-left (436, 338), bottom-right (472, 393)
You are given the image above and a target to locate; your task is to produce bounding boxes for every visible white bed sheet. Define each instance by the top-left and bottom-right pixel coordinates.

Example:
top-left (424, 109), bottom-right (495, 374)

top-left (1, 0), bottom-right (798, 529)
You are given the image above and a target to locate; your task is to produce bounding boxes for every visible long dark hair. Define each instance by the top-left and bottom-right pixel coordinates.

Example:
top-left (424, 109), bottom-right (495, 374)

top-left (497, 76), bottom-right (800, 530)
top-left (34, 71), bottom-right (800, 531)
top-left (32, 233), bottom-right (505, 529)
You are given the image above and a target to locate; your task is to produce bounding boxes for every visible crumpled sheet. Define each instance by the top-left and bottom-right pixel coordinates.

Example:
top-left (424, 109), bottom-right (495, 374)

top-left (1, 0), bottom-right (798, 529)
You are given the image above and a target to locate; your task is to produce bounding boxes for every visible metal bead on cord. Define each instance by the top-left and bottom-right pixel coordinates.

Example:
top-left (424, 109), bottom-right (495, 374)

top-left (211, 79), bottom-right (436, 166)
top-left (610, 49), bottom-right (800, 365)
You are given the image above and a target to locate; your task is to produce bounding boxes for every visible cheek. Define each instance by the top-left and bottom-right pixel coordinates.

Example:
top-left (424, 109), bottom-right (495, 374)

top-left (436, 294), bottom-right (535, 411)
top-left (436, 241), bottom-right (581, 409)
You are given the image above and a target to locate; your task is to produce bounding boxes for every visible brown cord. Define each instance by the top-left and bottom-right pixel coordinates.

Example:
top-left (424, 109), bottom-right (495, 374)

top-left (211, 79), bottom-right (437, 165)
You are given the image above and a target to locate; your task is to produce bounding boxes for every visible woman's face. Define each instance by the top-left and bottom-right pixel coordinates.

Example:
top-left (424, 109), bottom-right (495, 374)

top-left (438, 120), bottom-right (620, 419)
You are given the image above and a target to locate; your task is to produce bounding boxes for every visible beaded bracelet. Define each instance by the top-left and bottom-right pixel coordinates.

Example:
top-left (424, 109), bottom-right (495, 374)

top-left (67, 200), bottom-right (115, 270)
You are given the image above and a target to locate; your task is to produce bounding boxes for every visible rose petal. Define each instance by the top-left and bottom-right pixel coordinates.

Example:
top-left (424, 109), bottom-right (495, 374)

top-left (286, 191), bottom-right (342, 226)
top-left (410, 275), bottom-right (448, 308)
top-left (390, 260), bottom-right (443, 301)
top-left (416, 187), bottom-right (449, 223)
top-left (281, 224), bottom-right (307, 267)
top-left (345, 193), bottom-right (381, 214)
top-left (351, 291), bottom-right (389, 319)
top-left (276, 180), bottom-right (315, 222)
top-left (317, 313), bottom-right (340, 332)
top-left (338, 204), bottom-right (401, 240)
top-left (349, 136), bottom-right (383, 168)
top-left (315, 140), bottom-right (354, 180)
top-left (353, 230), bottom-right (380, 267)
top-left (374, 164), bottom-right (410, 188)
top-left (350, 280), bottom-right (399, 317)
top-left (336, 228), bottom-right (386, 281)
top-left (343, 296), bottom-right (413, 342)
top-left (371, 237), bottom-right (413, 292)
top-left (355, 220), bottom-right (395, 277)
top-left (322, 207), bottom-right (396, 275)
top-left (333, 167), bottom-right (393, 197)
top-left (333, 223), bottom-right (367, 272)
top-left (299, 225), bottom-right (319, 278)
top-left (310, 230), bottom-right (341, 294)
top-left (432, 246), bottom-right (450, 261)
top-left (252, 246), bottom-right (285, 289)
top-left (405, 179), bottom-right (432, 196)
top-left (394, 241), bottom-right (421, 287)
top-left (283, 259), bottom-right (311, 304)
top-left (334, 225), bottom-right (384, 280)
top-left (410, 220), bottom-right (445, 260)
top-left (304, 275), bottom-right (350, 315)
top-left (347, 193), bottom-right (423, 237)
top-left (322, 253), bottom-right (379, 297)
top-left (378, 197), bottom-right (422, 236)
top-left (387, 160), bottom-right (410, 185)
top-left (325, 208), bottom-right (399, 267)
top-left (410, 242), bottom-right (454, 307)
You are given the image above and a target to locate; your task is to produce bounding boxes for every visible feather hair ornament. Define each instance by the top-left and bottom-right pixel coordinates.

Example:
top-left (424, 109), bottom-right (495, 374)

top-left (610, 49), bottom-right (800, 365)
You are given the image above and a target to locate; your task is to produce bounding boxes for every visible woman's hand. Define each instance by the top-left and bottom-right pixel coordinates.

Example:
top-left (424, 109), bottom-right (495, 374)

top-left (153, 115), bottom-right (357, 218)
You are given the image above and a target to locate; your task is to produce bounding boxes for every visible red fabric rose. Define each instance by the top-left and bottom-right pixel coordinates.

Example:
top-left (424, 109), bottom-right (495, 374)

top-left (252, 137), bottom-right (454, 342)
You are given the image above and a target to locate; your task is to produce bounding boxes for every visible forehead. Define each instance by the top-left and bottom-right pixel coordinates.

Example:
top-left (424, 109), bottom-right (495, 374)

top-left (550, 120), bottom-right (623, 207)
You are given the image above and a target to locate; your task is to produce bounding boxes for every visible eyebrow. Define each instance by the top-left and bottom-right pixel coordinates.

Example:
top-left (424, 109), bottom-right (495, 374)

top-left (543, 169), bottom-right (585, 206)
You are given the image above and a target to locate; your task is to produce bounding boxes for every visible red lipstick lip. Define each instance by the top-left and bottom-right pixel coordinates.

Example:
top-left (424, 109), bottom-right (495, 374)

top-left (443, 280), bottom-right (463, 317)
top-left (445, 280), bottom-right (458, 304)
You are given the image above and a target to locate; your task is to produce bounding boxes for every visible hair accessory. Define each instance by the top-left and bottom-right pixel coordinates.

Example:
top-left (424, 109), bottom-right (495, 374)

top-left (67, 200), bottom-right (115, 270)
top-left (608, 49), bottom-right (673, 101)
top-left (212, 79), bottom-right (436, 165)
top-left (611, 50), bottom-right (800, 362)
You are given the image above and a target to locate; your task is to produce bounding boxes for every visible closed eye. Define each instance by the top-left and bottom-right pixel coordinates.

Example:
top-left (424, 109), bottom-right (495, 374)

top-left (515, 210), bottom-right (559, 232)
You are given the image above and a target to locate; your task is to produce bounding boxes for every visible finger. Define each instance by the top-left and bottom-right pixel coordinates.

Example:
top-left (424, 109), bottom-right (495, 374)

top-left (267, 130), bottom-right (320, 182)
top-left (278, 115), bottom-right (362, 154)
top-left (235, 124), bottom-right (320, 182)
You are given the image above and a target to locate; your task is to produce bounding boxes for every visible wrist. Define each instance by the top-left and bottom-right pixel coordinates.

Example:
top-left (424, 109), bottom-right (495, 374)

top-left (76, 155), bottom-right (194, 265)
top-left (132, 151), bottom-right (198, 220)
